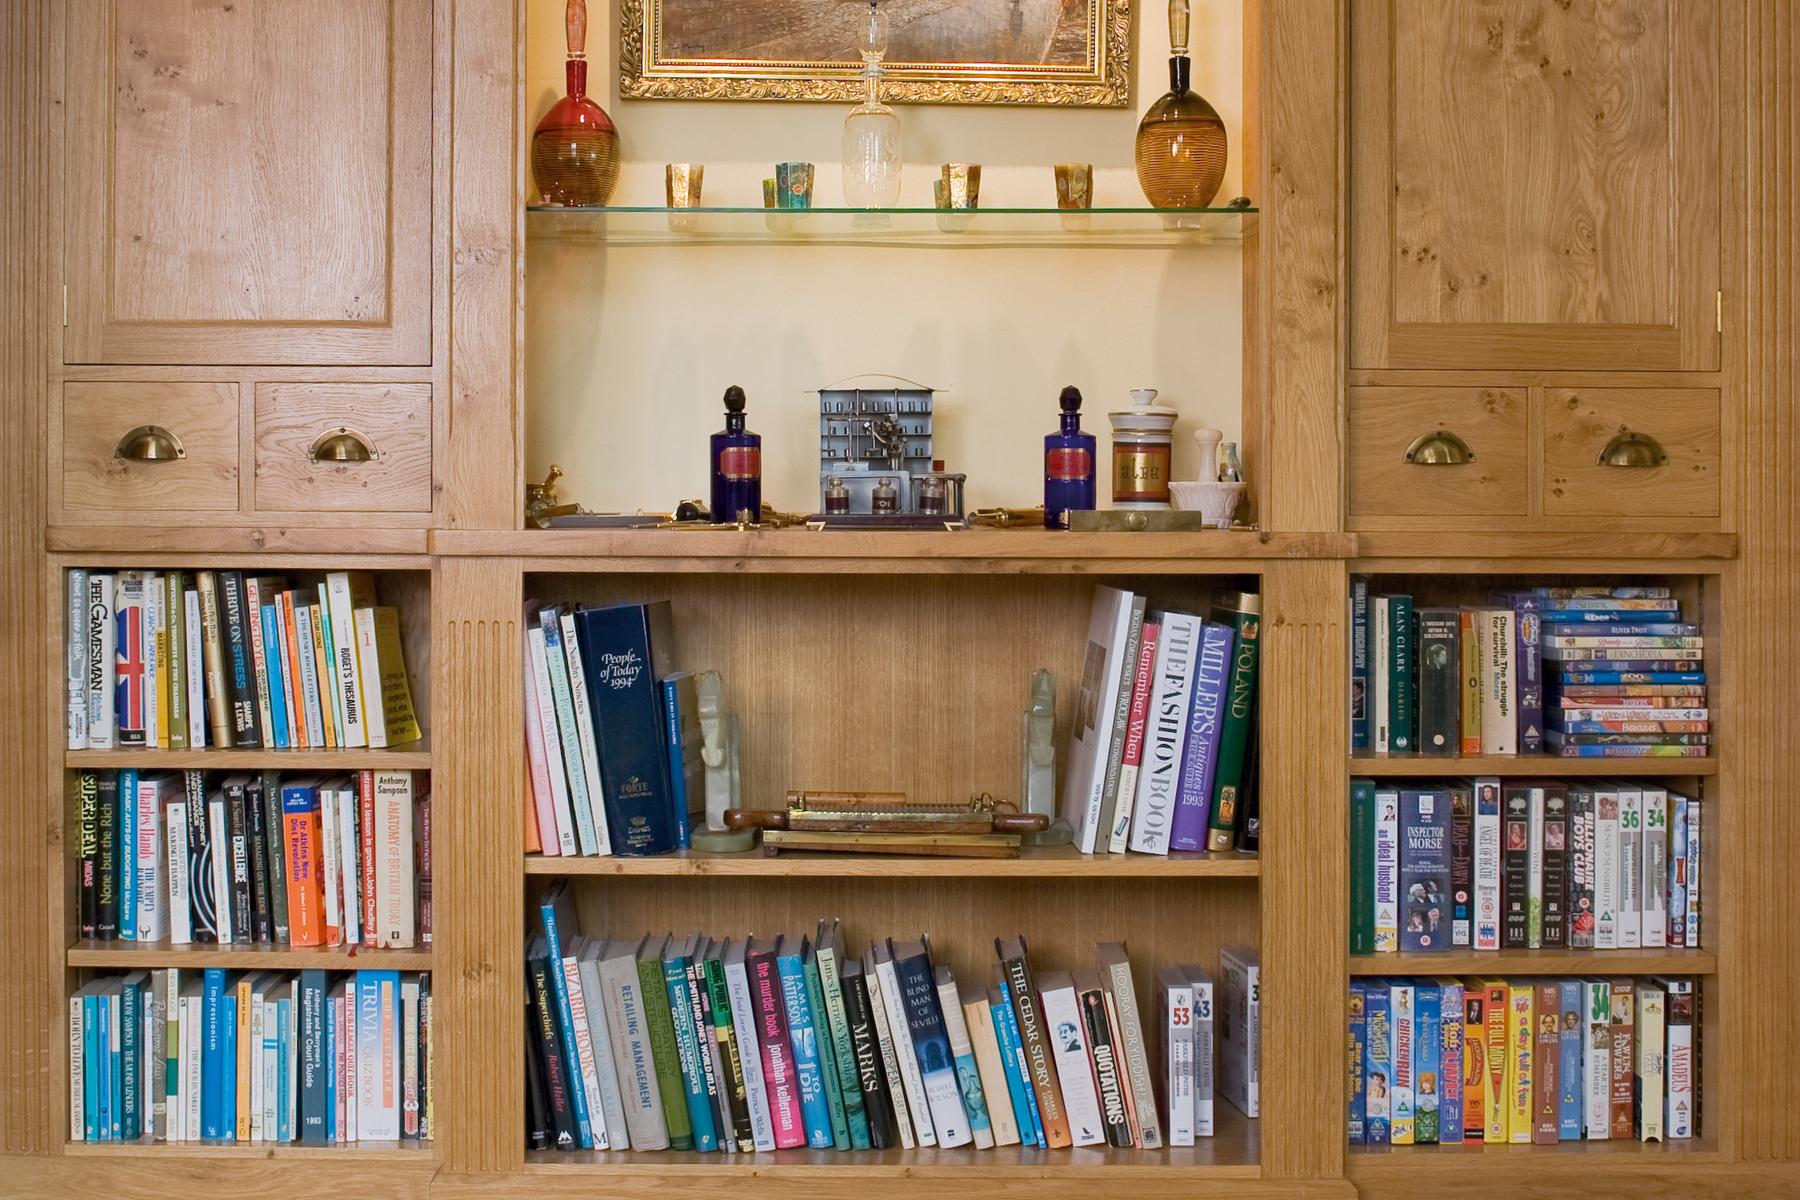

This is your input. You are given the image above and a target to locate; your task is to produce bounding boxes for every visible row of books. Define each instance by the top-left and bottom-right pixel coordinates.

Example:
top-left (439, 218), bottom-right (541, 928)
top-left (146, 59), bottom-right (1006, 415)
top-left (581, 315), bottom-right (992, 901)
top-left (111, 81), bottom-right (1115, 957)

top-left (69, 968), bottom-right (430, 1145)
top-left (1348, 976), bottom-right (1696, 1146)
top-left (1350, 583), bottom-right (1709, 758)
top-left (1062, 586), bottom-right (1262, 856)
top-left (522, 600), bottom-right (708, 858)
top-left (77, 769), bottom-right (430, 950)
top-left (527, 885), bottom-right (1260, 1154)
top-left (1352, 779), bottom-right (1700, 955)
top-left (66, 568), bottom-right (421, 752)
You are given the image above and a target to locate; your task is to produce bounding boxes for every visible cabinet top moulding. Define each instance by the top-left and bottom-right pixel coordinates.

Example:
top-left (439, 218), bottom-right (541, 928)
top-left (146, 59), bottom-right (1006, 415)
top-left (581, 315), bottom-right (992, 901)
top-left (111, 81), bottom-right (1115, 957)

top-left (433, 528), bottom-right (1350, 573)
top-left (526, 846), bottom-right (1259, 879)
top-left (1349, 754), bottom-right (1717, 778)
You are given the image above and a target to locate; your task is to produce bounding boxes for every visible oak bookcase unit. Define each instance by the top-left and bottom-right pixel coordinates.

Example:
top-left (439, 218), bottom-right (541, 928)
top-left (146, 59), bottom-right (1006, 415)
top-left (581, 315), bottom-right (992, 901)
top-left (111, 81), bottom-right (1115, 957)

top-left (3, 2), bottom-right (1799, 1200)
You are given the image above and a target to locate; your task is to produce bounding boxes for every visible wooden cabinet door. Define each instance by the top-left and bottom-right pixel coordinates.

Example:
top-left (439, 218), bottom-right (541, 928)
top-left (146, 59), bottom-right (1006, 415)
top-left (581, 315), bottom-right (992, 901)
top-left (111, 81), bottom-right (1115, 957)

top-left (63, 0), bottom-right (432, 365)
top-left (1351, 0), bottom-right (1719, 371)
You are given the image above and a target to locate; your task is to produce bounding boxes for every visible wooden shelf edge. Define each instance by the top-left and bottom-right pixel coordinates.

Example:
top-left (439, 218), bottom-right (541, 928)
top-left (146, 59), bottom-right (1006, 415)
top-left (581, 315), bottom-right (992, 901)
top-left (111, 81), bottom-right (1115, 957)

top-left (1350, 531), bottom-right (1738, 565)
top-left (1347, 1138), bottom-right (1727, 1174)
top-left (1349, 948), bottom-right (1717, 977)
top-left (62, 1140), bottom-right (434, 1161)
top-left (65, 743), bottom-right (433, 770)
top-left (1349, 755), bottom-right (1716, 777)
top-left (66, 940), bottom-right (433, 969)
top-left (48, 527), bottom-right (432, 560)
top-left (524, 847), bottom-right (1261, 879)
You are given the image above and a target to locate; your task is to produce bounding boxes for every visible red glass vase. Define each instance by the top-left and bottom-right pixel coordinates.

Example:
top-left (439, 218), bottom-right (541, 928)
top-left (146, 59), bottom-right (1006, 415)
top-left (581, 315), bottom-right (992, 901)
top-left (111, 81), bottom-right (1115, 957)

top-left (531, 3), bottom-right (619, 207)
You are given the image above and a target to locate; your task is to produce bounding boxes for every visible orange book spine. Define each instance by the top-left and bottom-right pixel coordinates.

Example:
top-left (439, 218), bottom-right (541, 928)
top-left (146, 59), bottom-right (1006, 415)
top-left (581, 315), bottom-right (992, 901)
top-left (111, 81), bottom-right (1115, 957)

top-left (523, 762), bottom-right (542, 854)
top-left (359, 770), bottom-right (379, 945)
top-left (281, 591), bottom-right (309, 747)
top-left (282, 787), bottom-right (325, 947)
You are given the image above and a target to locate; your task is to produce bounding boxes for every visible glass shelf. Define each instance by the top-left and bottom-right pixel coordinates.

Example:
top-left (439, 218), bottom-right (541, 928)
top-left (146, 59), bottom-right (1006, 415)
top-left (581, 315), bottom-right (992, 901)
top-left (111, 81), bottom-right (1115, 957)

top-left (525, 204), bottom-right (1257, 248)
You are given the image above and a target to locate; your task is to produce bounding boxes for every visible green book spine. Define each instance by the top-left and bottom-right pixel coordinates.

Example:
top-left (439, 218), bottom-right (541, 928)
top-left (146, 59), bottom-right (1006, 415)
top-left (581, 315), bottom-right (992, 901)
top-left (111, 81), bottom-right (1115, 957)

top-left (816, 941), bottom-right (871, 1149)
top-left (802, 947), bottom-right (852, 1149)
top-left (635, 954), bottom-right (694, 1149)
top-left (165, 571), bottom-right (188, 749)
top-left (701, 955), bottom-right (755, 1151)
top-left (1349, 779), bottom-right (1375, 954)
top-left (1388, 595), bottom-right (1416, 754)
top-left (1207, 594), bottom-right (1263, 852)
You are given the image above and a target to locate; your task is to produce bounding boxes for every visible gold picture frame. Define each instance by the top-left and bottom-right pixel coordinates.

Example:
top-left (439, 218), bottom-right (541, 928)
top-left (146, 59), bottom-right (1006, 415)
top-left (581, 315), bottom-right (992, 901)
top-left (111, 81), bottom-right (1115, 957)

top-left (620, 0), bottom-right (1132, 106)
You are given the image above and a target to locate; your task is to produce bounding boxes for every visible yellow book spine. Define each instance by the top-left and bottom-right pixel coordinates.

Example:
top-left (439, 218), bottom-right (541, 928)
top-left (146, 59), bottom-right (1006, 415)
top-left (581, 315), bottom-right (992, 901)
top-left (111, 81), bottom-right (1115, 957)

top-left (373, 606), bottom-right (422, 746)
top-left (1481, 980), bottom-right (1508, 1143)
top-left (1506, 983), bottom-right (1533, 1143)
top-left (235, 978), bottom-right (253, 1142)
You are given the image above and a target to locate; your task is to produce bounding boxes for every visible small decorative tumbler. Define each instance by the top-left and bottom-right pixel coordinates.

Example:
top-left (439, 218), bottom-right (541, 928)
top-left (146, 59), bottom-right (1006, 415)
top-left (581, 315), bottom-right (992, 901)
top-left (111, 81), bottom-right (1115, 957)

top-left (665, 163), bottom-right (704, 207)
top-left (939, 163), bottom-right (981, 209)
top-left (1054, 163), bottom-right (1094, 209)
top-left (776, 162), bottom-right (814, 209)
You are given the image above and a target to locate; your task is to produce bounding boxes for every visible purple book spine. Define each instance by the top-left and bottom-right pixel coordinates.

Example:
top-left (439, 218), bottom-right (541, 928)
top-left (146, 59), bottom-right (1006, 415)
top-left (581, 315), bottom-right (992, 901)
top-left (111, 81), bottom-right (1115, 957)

top-left (1513, 604), bottom-right (1543, 755)
top-left (1168, 622), bottom-right (1234, 852)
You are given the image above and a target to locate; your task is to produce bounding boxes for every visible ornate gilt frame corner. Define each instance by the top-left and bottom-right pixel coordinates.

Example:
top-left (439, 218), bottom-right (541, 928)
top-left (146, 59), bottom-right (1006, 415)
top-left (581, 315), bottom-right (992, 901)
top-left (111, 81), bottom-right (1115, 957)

top-left (619, 0), bottom-right (1132, 107)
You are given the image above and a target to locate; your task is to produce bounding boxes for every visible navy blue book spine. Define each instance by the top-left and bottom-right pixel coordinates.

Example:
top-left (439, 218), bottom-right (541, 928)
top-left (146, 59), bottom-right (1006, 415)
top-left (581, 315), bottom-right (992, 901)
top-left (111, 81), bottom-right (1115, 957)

top-left (298, 969), bottom-right (328, 1141)
top-left (573, 602), bottom-right (679, 856)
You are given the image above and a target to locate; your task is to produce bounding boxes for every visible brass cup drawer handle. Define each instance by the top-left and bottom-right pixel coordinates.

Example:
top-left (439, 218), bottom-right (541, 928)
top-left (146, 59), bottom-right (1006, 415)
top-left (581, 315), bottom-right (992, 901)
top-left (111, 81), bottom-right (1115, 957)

top-left (1402, 430), bottom-right (1475, 465)
top-left (309, 426), bottom-right (380, 463)
top-left (115, 425), bottom-right (185, 462)
top-left (1598, 429), bottom-right (1668, 468)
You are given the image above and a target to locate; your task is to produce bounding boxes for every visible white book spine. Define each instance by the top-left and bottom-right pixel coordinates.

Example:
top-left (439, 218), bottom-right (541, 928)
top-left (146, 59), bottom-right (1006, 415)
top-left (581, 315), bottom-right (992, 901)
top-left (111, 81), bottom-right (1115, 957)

top-left (144, 574), bottom-right (162, 748)
top-left (1373, 786), bottom-right (1400, 953)
top-left (317, 582), bottom-right (344, 743)
top-left (1473, 780), bottom-right (1502, 950)
top-left (293, 605), bottom-right (326, 748)
top-left (561, 952), bottom-right (609, 1148)
top-left (1372, 597), bottom-right (1390, 753)
top-left (184, 994), bottom-right (203, 1140)
top-left (326, 573), bottom-right (370, 748)
top-left (577, 954), bottom-right (631, 1149)
top-left (1526, 785), bottom-right (1544, 949)
top-left (1685, 799), bottom-right (1702, 946)
top-left (558, 611), bottom-right (614, 856)
top-left (1635, 985), bottom-right (1665, 1142)
top-left (1192, 974), bottom-right (1215, 1137)
top-left (1481, 610), bottom-right (1516, 756)
top-left (600, 953), bottom-right (669, 1151)
top-left (249, 991), bottom-right (265, 1143)
top-left (526, 624), bottom-right (579, 856)
top-left (1158, 974), bottom-right (1196, 1147)
top-left (1663, 981), bottom-right (1694, 1139)
top-left (873, 954), bottom-right (937, 1147)
top-left (261, 997), bottom-right (280, 1143)
top-left (862, 961), bottom-right (917, 1149)
top-left (374, 771), bottom-right (415, 949)
top-left (1618, 785), bottom-right (1643, 948)
top-left (135, 779), bottom-right (166, 944)
top-left (538, 610), bottom-right (598, 857)
top-left (723, 954), bottom-right (776, 1151)
top-left (319, 783), bottom-right (342, 946)
top-left (207, 798), bottom-right (234, 944)
top-left (86, 573), bottom-right (116, 750)
top-left (1039, 981), bottom-right (1106, 1146)
top-left (1218, 950), bottom-right (1260, 1119)
top-left (337, 787), bottom-right (361, 946)
top-left (1595, 786), bottom-right (1621, 950)
top-left (68, 991), bottom-right (84, 1140)
top-left (165, 801), bottom-right (192, 944)
top-left (1128, 611), bottom-right (1202, 855)
top-left (354, 607), bottom-right (389, 748)
top-left (1642, 786), bottom-right (1669, 948)
top-left (936, 976), bottom-right (995, 1149)
top-left (183, 590), bottom-right (206, 750)
top-left (68, 568), bottom-right (89, 749)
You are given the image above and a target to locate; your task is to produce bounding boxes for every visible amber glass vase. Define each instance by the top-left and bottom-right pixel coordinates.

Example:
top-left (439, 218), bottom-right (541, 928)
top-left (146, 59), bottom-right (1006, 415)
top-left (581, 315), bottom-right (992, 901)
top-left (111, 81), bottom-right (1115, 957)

top-left (531, 0), bottom-right (619, 207)
top-left (1134, 0), bottom-right (1227, 209)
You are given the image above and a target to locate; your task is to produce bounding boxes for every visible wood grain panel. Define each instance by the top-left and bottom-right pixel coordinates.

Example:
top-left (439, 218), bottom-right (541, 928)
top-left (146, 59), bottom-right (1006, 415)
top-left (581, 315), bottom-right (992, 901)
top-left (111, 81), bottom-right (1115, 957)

top-left (253, 383), bottom-right (434, 514)
top-left (1542, 387), bottom-right (1721, 518)
top-left (1348, 387), bottom-right (1530, 520)
top-left (60, 382), bottom-right (239, 513)
top-left (436, 556), bottom-right (524, 1173)
top-left (61, 0), bottom-right (431, 365)
top-left (1259, 559), bottom-right (1346, 1180)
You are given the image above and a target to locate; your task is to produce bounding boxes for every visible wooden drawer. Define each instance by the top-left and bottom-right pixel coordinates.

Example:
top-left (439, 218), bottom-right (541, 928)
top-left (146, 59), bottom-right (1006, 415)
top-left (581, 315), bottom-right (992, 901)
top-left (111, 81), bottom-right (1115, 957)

top-left (253, 383), bottom-right (433, 513)
top-left (1348, 386), bottom-right (1530, 521)
top-left (1543, 388), bottom-right (1721, 519)
top-left (61, 381), bottom-right (239, 513)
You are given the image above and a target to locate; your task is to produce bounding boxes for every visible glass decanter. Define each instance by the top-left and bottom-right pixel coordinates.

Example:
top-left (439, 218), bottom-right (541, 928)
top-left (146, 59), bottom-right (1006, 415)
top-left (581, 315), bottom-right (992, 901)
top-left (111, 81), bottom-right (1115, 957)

top-left (841, 1), bottom-right (902, 209)
top-left (1135, 0), bottom-right (1228, 209)
top-left (531, 0), bottom-right (620, 208)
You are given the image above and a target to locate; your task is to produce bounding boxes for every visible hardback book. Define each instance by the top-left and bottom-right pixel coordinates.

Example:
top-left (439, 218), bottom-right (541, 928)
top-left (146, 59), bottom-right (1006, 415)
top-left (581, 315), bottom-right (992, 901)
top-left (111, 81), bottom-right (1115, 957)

top-left (524, 616), bottom-right (579, 856)
top-left (537, 886), bottom-right (597, 1149)
top-left (1036, 970), bottom-right (1105, 1146)
top-left (1541, 785), bottom-right (1569, 947)
top-left (115, 572), bottom-right (148, 747)
top-left (1480, 980), bottom-right (1508, 1143)
top-left (721, 938), bottom-right (777, 1151)
top-left (134, 773), bottom-right (175, 944)
top-left (987, 980), bottom-right (1040, 1148)
top-left (660, 673), bottom-right (705, 851)
top-left (1093, 595), bottom-right (1149, 858)
top-left (1449, 782), bottom-right (1474, 947)
top-left (889, 937), bottom-right (971, 1148)
top-left (933, 963), bottom-right (992, 1148)
top-left (997, 936), bottom-right (1070, 1147)
top-left (373, 771), bottom-right (415, 948)
top-left (1349, 576), bottom-right (1370, 751)
top-left (1168, 619), bottom-right (1233, 852)
top-left (635, 936), bottom-right (693, 1150)
top-left (1384, 594), bottom-right (1415, 754)
top-left (776, 936), bottom-right (833, 1149)
top-left (1641, 784), bottom-right (1669, 948)
top-left (1634, 982), bottom-right (1665, 1141)
top-left (217, 571), bottom-right (263, 748)
top-left (798, 940), bottom-right (850, 1149)
top-left (573, 602), bottom-right (680, 857)
top-left (67, 568), bottom-right (89, 750)
top-left (1098, 941), bottom-right (1164, 1142)
top-left (864, 950), bottom-right (920, 1149)
top-left (1181, 964), bottom-right (1216, 1138)
top-left (162, 572), bottom-right (188, 750)
top-left (1398, 788), bottom-right (1450, 952)
top-left (1609, 979), bottom-right (1635, 1140)
top-left (1361, 982), bottom-right (1391, 1145)
top-left (164, 787), bottom-right (192, 945)
top-left (551, 933), bottom-right (609, 1149)
top-left (816, 920), bottom-right (872, 1149)
top-left (354, 971), bottom-right (403, 1141)
top-left (1108, 621), bottom-right (1161, 853)
top-left (1206, 593), bottom-right (1262, 851)
top-left (527, 953), bottom-right (578, 1149)
top-left (1501, 784), bottom-right (1530, 949)
top-left (871, 939), bottom-right (936, 1148)
top-left (1413, 981), bottom-right (1441, 1143)
top-left (324, 572), bottom-right (377, 749)
top-left (1062, 586), bottom-right (1138, 854)
top-left (86, 573), bottom-right (118, 749)
top-left (1348, 779), bottom-right (1376, 955)
top-left (1436, 979), bottom-right (1464, 1144)
top-left (1416, 607), bottom-right (1460, 755)
top-left (539, 606), bottom-right (602, 857)
top-left (1505, 983), bottom-right (1532, 1144)
top-left (1557, 980), bottom-right (1583, 1141)
top-left (661, 934), bottom-right (718, 1152)
top-left (1155, 967), bottom-right (1195, 1147)
top-left (1388, 981), bottom-right (1415, 1144)
top-left (1658, 977), bottom-right (1694, 1139)
top-left (1584, 979), bottom-right (1611, 1139)
top-left (1127, 608), bottom-right (1202, 855)
top-left (840, 957), bottom-right (897, 1149)
top-left (576, 938), bottom-right (633, 1150)
top-left (1532, 982), bottom-right (1560, 1144)
top-left (599, 936), bottom-right (670, 1150)
top-left (959, 984), bottom-right (1016, 1147)
top-left (1478, 609), bottom-right (1517, 756)
top-left (1373, 784), bottom-right (1400, 953)
top-left (1459, 609), bottom-right (1483, 754)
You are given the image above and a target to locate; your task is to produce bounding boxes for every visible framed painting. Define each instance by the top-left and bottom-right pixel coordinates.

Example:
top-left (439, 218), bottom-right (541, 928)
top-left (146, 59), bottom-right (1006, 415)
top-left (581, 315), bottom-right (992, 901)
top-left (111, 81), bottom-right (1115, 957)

top-left (620, 0), bottom-right (1132, 105)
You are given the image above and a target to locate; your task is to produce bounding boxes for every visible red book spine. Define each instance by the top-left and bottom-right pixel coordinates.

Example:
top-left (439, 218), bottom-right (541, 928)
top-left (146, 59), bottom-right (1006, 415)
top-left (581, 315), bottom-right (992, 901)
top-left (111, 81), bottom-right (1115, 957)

top-left (1609, 980), bottom-right (1635, 1139)
top-left (1120, 623), bottom-right (1161, 773)
top-left (281, 591), bottom-right (309, 747)
top-left (359, 770), bottom-right (379, 945)
top-left (749, 948), bottom-right (804, 1147)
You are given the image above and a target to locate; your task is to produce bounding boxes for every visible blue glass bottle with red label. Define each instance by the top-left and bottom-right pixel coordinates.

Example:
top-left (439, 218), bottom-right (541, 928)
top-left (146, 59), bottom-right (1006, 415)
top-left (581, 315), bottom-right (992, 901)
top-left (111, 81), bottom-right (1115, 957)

top-left (710, 384), bottom-right (762, 523)
top-left (1044, 384), bottom-right (1097, 528)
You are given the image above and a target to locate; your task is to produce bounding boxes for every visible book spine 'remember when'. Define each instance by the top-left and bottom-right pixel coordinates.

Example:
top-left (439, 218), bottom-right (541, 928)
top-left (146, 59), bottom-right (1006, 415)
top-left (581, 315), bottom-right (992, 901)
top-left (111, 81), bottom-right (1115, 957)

top-left (1108, 621), bottom-right (1161, 853)
top-left (1207, 593), bottom-right (1262, 851)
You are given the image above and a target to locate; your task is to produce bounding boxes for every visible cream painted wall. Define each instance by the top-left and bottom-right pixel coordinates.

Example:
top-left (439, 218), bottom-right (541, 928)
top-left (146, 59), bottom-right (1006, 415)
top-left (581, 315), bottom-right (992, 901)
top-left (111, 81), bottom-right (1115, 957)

top-left (526, 0), bottom-right (1245, 515)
